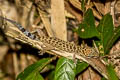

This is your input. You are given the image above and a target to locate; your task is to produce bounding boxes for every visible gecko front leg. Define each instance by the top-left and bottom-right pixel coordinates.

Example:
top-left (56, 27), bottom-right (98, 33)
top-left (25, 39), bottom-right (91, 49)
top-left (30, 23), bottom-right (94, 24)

top-left (33, 40), bottom-right (55, 55)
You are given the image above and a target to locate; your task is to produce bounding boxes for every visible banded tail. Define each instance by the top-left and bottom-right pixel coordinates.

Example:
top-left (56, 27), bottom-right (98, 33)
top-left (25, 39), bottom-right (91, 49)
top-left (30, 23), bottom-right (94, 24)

top-left (0, 16), bottom-right (36, 39)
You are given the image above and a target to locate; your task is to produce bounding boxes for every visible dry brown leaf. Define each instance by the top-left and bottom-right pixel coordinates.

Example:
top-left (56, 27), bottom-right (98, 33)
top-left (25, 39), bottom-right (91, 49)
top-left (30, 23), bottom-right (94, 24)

top-left (51, 0), bottom-right (67, 41)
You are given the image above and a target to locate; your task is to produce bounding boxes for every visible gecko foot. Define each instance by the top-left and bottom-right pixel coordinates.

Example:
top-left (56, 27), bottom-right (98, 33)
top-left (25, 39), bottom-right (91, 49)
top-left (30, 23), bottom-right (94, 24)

top-left (73, 53), bottom-right (77, 64)
top-left (38, 50), bottom-right (45, 55)
top-left (38, 46), bottom-right (54, 55)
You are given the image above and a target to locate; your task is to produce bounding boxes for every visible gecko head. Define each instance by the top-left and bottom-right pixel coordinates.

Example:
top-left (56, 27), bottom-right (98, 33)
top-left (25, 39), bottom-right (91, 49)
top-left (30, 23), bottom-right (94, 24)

top-left (81, 45), bottom-right (99, 58)
top-left (86, 48), bottom-right (99, 58)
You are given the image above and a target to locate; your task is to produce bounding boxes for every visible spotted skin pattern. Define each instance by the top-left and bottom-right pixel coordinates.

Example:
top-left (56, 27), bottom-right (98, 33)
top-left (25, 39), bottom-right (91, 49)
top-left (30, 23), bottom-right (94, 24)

top-left (0, 16), bottom-right (98, 57)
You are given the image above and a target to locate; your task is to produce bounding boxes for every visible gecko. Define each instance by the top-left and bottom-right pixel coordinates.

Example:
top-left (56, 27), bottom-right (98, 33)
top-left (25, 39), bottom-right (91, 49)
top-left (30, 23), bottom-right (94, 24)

top-left (0, 16), bottom-right (99, 58)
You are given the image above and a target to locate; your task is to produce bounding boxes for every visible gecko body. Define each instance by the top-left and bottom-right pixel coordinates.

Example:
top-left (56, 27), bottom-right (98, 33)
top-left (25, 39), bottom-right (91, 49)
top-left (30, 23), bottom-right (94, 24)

top-left (0, 16), bottom-right (98, 57)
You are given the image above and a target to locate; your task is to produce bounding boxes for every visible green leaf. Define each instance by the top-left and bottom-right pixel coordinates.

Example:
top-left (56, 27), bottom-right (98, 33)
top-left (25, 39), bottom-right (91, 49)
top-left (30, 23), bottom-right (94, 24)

top-left (81, 0), bottom-right (86, 12)
top-left (48, 70), bottom-right (55, 80)
top-left (47, 65), bottom-right (55, 80)
top-left (32, 72), bottom-right (44, 80)
top-left (101, 77), bottom-right (107, 80)
top-left (96, 13), bottom-right (114, 54)
top-left (76, 61), bottom-right (88, 75)
top-left (16, 58), bottom-right (51, 80)
top-left (107, 64), bottom-right (119, 80)
top-left (54, 57), bottom-right (76, 80)
top-left (77, 9), bottom-right (99, 39)
top-left (105, 26), bottom-right (120, 53)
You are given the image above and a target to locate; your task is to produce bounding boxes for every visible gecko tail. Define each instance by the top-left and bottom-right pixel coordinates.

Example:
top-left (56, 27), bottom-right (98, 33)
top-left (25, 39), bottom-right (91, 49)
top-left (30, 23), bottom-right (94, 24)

top-left (0, 16), bottom-right (36, 40)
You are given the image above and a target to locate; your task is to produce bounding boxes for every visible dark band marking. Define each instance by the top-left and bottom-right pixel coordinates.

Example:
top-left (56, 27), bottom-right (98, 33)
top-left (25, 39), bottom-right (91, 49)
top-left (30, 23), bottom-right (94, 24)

top-left (0, 16), bottom-right (36, 40)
